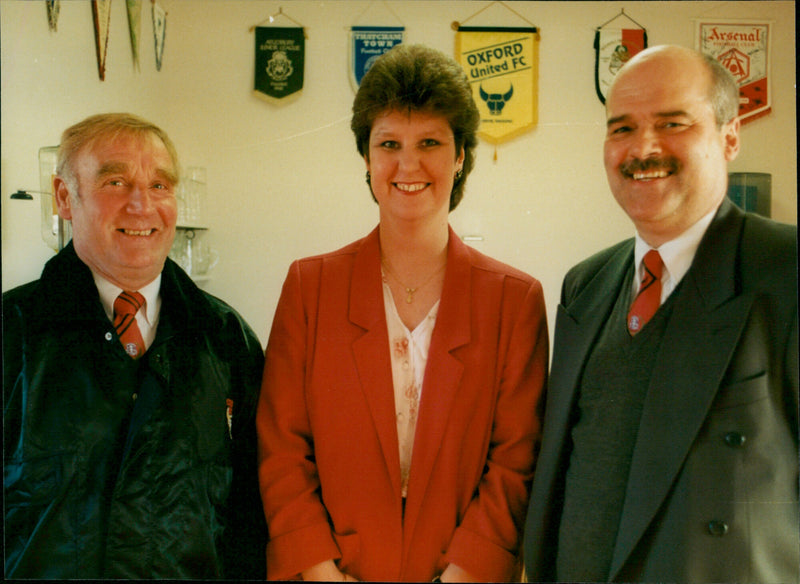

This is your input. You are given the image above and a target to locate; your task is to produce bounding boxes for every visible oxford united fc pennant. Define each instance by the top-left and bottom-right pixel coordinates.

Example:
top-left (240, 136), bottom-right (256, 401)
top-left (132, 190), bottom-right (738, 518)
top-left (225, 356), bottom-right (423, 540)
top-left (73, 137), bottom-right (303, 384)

top-left (456, 27), bottom-right (539, 144)
top-left (254, 26), bottom-right (305, 102)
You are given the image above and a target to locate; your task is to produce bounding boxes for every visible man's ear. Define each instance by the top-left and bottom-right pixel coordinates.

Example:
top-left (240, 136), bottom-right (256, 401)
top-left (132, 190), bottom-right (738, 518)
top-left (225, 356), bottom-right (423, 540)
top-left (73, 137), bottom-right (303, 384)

top-left (723, 117), bottom-right (741, 162)
top-left (53, 176), bottom-right (74, 220)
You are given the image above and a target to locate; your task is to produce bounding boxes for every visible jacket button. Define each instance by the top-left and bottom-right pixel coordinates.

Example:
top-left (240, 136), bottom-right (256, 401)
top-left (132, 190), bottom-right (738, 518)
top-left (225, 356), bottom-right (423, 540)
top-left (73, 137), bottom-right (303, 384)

top-left (724, 432), bottom-right (746, 447)
top-left (105, 332), bottom-right (113, 341)
top-left (708, 520), bottom-right (729, 536)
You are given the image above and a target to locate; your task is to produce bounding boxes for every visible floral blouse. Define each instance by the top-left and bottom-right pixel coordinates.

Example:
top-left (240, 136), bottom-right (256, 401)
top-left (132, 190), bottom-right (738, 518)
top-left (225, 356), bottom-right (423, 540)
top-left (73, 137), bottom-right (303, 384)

top-left (382, 273), bottom-right (440, 498)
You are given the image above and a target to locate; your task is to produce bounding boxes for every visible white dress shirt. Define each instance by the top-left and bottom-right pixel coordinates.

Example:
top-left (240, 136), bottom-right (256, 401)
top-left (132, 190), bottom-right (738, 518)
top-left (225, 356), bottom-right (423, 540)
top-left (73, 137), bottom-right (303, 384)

top-left (93, 272), bottom-right (162, 350)
top-left (632, 206), bottom-right (719, 306)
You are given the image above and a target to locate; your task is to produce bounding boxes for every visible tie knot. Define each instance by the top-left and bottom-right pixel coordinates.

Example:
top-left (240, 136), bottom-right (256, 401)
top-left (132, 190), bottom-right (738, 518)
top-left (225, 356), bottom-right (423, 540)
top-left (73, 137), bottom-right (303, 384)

top-left (642, 249), bottom-right (663, 280)
top-left (114, 291), bottom-right (145, 317)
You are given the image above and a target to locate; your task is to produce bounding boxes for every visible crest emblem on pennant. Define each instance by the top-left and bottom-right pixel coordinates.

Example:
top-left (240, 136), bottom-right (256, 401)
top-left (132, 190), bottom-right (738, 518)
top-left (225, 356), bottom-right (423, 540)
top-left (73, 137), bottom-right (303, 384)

top-left (456, 27), bottom-right (540, 145)
top-left (349, 26), bottom-right (403, 92)
top-left (254, 26), bottom-right (305, 102)
top-left (696, 20), bottom-right (772, 124)
top-left (594, 28), bottom-right (647, 103)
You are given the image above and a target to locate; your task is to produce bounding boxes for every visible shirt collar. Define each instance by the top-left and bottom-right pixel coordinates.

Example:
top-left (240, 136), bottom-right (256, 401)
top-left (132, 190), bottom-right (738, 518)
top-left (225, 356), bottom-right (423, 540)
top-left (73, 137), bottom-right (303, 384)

top-left (634, 205), bottom-right (719, 289)
top-left (92, 271), bottom-right (162, 325)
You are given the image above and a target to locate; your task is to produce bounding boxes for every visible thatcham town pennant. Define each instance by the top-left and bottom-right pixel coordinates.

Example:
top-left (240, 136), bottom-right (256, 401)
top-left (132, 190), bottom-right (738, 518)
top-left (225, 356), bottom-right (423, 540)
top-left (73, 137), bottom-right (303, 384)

top-left (697, 20), bottom-right (772, 124)
top-left (594, 28), bottom-right (647, 104)
top-left (350, 26), bottom-right (403, 92)
top-left (254, 26), bottom-right (305, 103)
top-left (456, 27), bottom-right (539, 144)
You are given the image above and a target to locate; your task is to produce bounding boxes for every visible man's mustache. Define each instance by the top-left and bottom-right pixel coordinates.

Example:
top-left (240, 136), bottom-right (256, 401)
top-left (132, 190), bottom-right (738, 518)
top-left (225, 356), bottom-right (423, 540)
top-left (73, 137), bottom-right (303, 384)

top-left (619, 157), bottom-right (680, 176)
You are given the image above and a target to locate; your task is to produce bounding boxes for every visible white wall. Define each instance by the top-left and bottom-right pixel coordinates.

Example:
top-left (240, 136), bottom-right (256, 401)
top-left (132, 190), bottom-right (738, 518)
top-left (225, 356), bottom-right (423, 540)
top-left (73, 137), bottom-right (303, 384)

top-left (2, 1), bottom-right (796, 345)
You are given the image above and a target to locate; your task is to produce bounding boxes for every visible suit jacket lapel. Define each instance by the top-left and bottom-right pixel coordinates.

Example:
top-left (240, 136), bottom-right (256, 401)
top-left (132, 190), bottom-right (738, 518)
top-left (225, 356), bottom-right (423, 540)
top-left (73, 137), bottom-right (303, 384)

top-left (349, 228), bottom-right (404, 497)
top-left (553, 241), bottom-right (635, 414)
top-left (610, 200), bottom-right (753, 578)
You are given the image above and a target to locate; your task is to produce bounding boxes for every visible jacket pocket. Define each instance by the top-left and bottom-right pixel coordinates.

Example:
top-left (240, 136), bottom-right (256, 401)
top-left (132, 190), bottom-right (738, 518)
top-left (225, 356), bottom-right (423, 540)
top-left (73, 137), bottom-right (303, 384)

top-left (711, 371), bottom-right (769, 410)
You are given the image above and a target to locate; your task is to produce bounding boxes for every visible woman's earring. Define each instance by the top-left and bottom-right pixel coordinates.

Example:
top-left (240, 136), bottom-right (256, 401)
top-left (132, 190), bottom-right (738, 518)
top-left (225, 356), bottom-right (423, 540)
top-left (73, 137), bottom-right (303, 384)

top-left (365, 171), bottom-right (371, 185)
top-left (454, 169), bottom-right (463, 181)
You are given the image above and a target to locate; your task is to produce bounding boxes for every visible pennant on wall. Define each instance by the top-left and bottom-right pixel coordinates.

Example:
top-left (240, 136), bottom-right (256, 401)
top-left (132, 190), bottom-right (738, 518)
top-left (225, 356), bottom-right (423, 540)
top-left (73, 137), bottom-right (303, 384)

top-left (594, 28), bottom-right (647, 103)
top-left (594, 10), bottom-right (647, 104)
top-left (455, 27), bottom-right (539, 144)
top-left (696, 20), bottom-right (772, 124)
top-left (46, 0), bottom-right (60, 32)
top-left (126, 0), bottom-right (142, 71)
top-left (152, 0), bottom-right (167, 71)
top-left (254, 26), bottom-right (305, 102)
top-left (349, 26), bottom-right (404, 92)
top-left (92, 0), bottom-right (112, 80)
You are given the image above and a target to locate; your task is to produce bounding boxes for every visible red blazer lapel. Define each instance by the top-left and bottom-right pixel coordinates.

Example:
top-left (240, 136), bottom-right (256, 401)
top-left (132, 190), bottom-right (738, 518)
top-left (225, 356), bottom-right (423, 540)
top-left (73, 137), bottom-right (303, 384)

top-left (349, 228), bottom-right (403, 497)
top-left (403, 229), bottom-right (472, 538)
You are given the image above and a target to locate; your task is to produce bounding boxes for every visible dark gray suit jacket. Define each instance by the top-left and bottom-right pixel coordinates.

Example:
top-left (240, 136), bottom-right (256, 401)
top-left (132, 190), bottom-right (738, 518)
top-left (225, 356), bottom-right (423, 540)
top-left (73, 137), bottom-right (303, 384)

top-left (524, 199), bottom-right (798, 582)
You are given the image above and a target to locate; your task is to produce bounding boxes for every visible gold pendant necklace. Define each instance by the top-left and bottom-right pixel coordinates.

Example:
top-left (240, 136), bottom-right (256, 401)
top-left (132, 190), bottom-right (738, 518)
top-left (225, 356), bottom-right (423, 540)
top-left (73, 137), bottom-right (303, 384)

top-left (381, 258), bottom-right (446, 304)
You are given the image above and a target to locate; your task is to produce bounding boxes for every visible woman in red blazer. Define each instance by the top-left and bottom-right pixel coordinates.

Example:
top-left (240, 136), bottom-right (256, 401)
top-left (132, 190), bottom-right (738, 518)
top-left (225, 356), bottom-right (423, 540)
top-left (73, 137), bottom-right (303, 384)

top-left (257, 44), bottom-right (548, 582)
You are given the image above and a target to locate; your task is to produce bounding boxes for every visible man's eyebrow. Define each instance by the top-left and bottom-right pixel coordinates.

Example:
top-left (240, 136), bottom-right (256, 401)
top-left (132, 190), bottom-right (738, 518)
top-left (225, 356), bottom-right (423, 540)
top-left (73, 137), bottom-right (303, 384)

top-left (655, 110), bottom-right (690, 118)
top-left (155, 167), bottom-right (179, 185)
top-left (606, 110), bottom-right (690, 127)
top-left (95, 162), bottom-right (178, 185)
top-left (96, 161), bottom-right (128, 178)
top-left (606, 114), bottom-right (629, 127)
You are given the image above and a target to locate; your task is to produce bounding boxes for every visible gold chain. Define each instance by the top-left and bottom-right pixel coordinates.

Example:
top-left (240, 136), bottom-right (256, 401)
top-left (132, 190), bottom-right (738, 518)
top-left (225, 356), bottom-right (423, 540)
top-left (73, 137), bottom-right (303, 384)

top-left (381, 258), bottom-right (446, 304)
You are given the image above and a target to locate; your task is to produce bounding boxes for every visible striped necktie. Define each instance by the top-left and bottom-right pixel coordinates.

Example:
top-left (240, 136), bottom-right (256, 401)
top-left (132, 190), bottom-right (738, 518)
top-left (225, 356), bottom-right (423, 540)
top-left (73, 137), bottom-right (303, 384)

top-left (627, 250), bottom-right (663, 335)
top-left (114, 291), bottom-right (146, 359)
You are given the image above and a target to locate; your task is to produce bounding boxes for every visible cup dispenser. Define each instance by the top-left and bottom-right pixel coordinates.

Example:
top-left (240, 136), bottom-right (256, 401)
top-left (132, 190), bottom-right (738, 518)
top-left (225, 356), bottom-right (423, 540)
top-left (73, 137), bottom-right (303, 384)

top-left (38, 146), bottom-right (72, 250)
top-left (727, 172), bottom-right (771, 217)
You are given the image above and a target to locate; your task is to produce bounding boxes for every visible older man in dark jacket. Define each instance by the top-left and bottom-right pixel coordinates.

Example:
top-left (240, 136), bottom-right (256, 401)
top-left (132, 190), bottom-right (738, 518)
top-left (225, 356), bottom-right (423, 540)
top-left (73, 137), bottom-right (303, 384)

top-left (3, 113), bottom-right (266, 578)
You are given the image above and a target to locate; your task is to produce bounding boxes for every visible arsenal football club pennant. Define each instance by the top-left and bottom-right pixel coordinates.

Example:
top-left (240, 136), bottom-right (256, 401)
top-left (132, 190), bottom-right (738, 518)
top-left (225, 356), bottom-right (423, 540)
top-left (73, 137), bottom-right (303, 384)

top-left (696, 20), bottom-right (772, 124)
top-left (455, 26), bottom-right (540, 145)
top-left (92, 0), bottom-right (112, 80)
top-left (594, 10), bottom-right (647, 104)
top-left (46, 0), bottom-right (60, 32)
top-left (349, 26), bottom-right (404, 92)
top-left (152, 0), bottom-right (167, 71)
top-left (254, 26), bottom-right (305, 102)
top-left (126, 0), bottom-right (142, 71)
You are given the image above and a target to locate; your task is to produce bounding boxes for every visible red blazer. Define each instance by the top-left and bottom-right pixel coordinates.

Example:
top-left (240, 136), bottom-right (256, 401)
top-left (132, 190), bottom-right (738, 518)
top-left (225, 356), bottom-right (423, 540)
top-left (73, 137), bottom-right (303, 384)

top-left (257, 226), bottom-right (548, 581)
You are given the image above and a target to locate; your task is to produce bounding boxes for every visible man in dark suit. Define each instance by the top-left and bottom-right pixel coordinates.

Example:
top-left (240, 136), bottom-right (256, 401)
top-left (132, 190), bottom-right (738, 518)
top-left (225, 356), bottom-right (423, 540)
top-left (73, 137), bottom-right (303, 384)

top-left (523, 45), bottom-right (798, 583)
top-left (4, 113), bottom-right (266, 578)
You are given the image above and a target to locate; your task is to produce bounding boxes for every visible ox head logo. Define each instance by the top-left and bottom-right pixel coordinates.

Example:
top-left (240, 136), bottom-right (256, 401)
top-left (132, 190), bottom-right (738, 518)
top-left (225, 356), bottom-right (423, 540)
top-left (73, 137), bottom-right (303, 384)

top-left (479, 84), bottom-right (514, 115)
